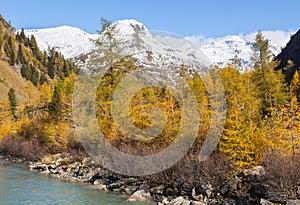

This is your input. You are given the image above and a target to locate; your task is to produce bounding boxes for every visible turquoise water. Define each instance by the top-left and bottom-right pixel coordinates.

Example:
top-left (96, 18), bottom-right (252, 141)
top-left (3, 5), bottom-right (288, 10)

top-left (0, 160), bottom-right (154, 205)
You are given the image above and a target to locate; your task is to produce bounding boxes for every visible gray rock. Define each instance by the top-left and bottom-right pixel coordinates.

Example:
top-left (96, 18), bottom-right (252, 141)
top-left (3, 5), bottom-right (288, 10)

top-left (251, 165), bottom-right (266, 176)
top-left (82, 157), bottom-right (92, 166)
top-left (66, 177), bottom-right (80, 183)
top-left (124, 186), bottom-right (138, 195)
top-left (286, 200), bottom-right (300, 205)
top-left (50, 166), bottom-right (64, 175)
top-left (93, 178), bottom-right (111, 185)
top-left (29, 162), bottom-right (48, 172)
top-left (243, 169), bottom-right (252, 176)
top-left (94, 184), bottom-right (108, 191)
top-left (107, 180), bottom-right (127, 190)
top-left (149, 185), bottom-right (165, 195)
top-left (260, 198), bottom-right (273, 205)
top-left (168, 196), bottom-right (191, 205)
top-left (127, 190), bottom-right (151, 202)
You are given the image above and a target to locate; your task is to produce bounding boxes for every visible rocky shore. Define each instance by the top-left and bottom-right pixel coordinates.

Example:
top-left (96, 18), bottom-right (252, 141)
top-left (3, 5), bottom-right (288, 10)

top-left (1, 154), bottom-right (299, 205)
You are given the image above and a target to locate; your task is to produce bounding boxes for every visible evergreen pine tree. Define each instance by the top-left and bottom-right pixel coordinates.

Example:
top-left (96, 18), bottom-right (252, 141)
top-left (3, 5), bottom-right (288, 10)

top-left (4, 36), bottom-right (16, 66)
top-left (24, 36), bottom-right (30, 47)
top-left (47, 48), bottom-right (57, 79)
top-left (20, 28), bottom-right (26, 42)
top-left (42, 50), bottom-right (48, 67)
top-left (49, 83), bottom-right (63, 120)
top-left (17, 43), bottom-right (25, 64)
top-left (8, 88), bottom-right (18, 119)
top-left (20, 62), bottom-right (32, 81)
top-left (29, 35), bottom-right (40, 59)
top-left (251, 32), bottom-right (288, 114)
top-left (15, 32), bottom-right (21, 43)
top-left (30, 65), bottom-right (40, 86)
top-left (62, 60), bottom-right (71, 77)
top-left (47, 59), bottom-right (55, 79)
top-left (251, 32), bottom-right (272, 70)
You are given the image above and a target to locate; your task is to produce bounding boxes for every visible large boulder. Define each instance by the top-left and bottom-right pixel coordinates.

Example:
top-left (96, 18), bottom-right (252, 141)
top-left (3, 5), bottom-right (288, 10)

top-left (127, 190), bottom-right (151, 202)
top-left (168, 196), bottom-right (191, 205)
top-left (251, 166), bottom-right (266, 177)
top-left (29, 162), bottom-right (48, 172)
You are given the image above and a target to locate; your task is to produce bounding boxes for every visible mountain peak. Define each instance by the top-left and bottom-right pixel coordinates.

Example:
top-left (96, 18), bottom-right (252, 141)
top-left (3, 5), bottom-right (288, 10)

top-left (25, 25), bottom-right (90, 35)
top-left (23, 21), bottom-right (296, 69)
top-left (113, 19), bottom-right (148, 36)
top-left (24, 26), bottom-right (97, 58)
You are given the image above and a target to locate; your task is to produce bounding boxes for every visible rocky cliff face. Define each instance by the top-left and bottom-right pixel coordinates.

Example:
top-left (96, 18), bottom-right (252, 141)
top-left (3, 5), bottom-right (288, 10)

top-left (275, 29), bottom-right (300, 83)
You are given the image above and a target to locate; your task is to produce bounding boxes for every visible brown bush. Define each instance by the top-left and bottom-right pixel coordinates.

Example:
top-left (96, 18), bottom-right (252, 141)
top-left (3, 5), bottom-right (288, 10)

top-left (0, 135), bottom-right (46, 161)
top-left (142, 151), bottom-right (235, 190)
top-left (262, 150), bottom-right (300, 199)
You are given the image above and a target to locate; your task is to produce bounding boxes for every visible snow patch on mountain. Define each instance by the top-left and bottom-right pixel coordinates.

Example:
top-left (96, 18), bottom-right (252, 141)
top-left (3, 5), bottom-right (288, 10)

top-left (24, 26), bottom-right (98, 58)
top-left (114, 19), bottom-right (149, 36)
top-left (76, 19), bottom-right (211, 77)
top-left (23, 20), bottom-right (295, 69)
top-left (186, 30), bottom-right (295, 68)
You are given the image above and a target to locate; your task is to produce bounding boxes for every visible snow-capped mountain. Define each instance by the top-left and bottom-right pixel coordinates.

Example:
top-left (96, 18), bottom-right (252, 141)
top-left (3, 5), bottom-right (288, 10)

top-left (186, 30), bottom-right (294, 68)
top-left (24, 26), bottom-right (98, 58)
top-left (23, 20), bottom-right (295, 69)
top-left (74, 19), bottom-right (211, 78)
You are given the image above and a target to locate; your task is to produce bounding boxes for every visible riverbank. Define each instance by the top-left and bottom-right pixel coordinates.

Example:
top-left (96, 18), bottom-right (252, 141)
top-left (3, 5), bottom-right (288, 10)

top-left (0, 159), bottom-right (154, 205)
top-left (1, 154), bottom-right (299, 205)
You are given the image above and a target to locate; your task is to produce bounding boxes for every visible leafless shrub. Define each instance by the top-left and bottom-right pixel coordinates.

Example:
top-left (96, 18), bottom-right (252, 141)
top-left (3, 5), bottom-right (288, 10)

top-left (262, 150), bottom-right (300, 199)
top-left (0, 136), bottom-right (46, 161)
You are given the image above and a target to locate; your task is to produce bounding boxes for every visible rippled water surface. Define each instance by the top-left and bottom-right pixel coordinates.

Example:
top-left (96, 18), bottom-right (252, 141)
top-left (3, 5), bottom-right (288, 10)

top-left (0, 160), bottom-right (154, 205)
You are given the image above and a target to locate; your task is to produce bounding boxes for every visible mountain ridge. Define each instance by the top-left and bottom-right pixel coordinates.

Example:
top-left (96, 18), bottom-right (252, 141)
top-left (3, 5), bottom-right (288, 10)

top-left (0, 15), bottom-right (77, 99)
top-left (23, 19), bottom-right (295, 69)
top-left (275, 29), bottom-right (300, 83)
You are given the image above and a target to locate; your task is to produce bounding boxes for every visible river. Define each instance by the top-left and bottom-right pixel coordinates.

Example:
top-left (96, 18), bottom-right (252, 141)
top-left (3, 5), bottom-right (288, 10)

top-left (0, 160), bottom-right (154, 205)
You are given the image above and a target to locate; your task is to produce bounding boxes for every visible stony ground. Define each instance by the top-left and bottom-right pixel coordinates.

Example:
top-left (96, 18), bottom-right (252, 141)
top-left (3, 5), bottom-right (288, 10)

top-left (1, 154), bottom-right (300, 205)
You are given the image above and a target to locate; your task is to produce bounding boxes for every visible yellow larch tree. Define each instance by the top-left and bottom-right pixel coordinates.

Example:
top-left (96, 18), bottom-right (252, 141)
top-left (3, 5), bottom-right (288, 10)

top-left (219, 66), bottom-right (263, 168)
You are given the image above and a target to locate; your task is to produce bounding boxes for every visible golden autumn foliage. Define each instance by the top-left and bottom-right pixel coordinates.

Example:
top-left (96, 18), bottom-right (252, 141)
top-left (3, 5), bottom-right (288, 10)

top-left (219, 67), bottom-right (264, 168)
top-left (1, 58), bottom-right (298, 169)
top-left (39, 82), bottom-right (52, 107)
top-left (0, 28), bottom-right (299, 172)
top-left (0, 76), bottom-right (78, 154)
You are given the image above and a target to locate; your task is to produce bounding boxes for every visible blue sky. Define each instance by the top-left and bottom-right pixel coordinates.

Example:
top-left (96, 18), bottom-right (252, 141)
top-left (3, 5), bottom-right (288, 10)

top-left (0, 0), bottom-right (299, 37)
